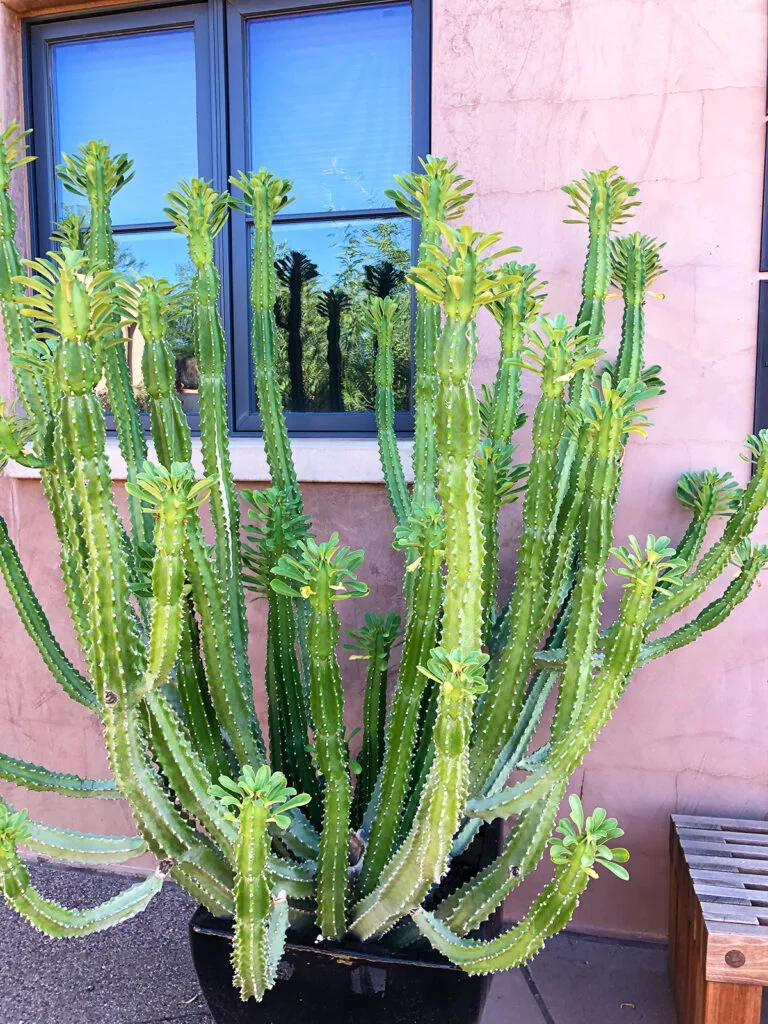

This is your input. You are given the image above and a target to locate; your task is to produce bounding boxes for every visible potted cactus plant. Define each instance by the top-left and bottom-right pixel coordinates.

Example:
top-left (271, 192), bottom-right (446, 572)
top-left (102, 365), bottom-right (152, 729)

top-left (0, 120), bottom-right (767, 1023)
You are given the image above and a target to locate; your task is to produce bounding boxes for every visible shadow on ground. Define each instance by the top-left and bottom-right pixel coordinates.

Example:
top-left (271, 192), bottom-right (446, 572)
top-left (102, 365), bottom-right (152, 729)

top-left (0, 862), bottom-right (764, 1023)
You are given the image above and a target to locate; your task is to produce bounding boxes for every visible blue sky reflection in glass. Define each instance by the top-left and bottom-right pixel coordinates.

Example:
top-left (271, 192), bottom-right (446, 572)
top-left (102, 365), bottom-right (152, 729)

top-left (51, 28), bottom-right (198, 225)
top-left (248, 3), bottom-right (412, 216)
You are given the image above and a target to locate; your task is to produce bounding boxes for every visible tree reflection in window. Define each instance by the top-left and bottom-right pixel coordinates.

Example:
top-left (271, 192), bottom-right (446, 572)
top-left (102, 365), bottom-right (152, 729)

top-left (271, 217), bottom-right (411, 415)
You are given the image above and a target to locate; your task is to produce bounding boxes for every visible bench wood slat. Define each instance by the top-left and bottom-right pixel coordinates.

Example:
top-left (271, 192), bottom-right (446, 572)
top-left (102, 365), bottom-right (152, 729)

top-left (690, 868), bottom-right (768, 888)
top-left (679, 828), bottom-right (768, 848)
top-left (692, 882), bottom-right (768, 906)
top-left (673, 815), bottom-right (768, 835)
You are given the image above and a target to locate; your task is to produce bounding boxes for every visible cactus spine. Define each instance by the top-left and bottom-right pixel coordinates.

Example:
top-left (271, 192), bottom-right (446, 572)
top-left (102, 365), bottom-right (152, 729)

top-left (0, 125), bottom-right (766, 1001)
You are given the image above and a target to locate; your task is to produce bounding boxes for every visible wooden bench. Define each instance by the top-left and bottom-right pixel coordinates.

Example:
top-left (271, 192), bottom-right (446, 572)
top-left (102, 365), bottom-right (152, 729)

top-left (669, 814), bottom-right (768, 1023)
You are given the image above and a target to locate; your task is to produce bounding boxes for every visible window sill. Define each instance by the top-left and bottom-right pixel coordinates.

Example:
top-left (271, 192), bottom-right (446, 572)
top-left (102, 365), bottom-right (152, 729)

top-left (4, 437), bottom-right (415, 484)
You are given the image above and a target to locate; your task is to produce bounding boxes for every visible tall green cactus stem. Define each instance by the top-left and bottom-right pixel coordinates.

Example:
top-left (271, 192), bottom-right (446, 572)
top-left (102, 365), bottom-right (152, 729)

top-left (0, 127), bottom-right (94, 658)
top-left (176, 598), bottom-right (231, 781)
top-left (486, 264), bottom-right (544, 444)
top-left (562, 168), bottom-right (639, 407)
top-left (17, 248), bottom-right (139, 711)
top-left (470, 317), bottom-right (600, 790)
top-left (369, 297), bottom-right (410, 527)
top-left (229, 171), bottom-right (299, 504)
top-left (19, 251), bottom-right (232, 908)
top-left (673, 469), bottom-right (742, 568)
top-left (134, 278), bottom-right (193, 467)
top-left (164, 179), bottom-right (251, 698)
top-left (344, 611), bottom-right (401, 824)
top-left (410, 226), bottom-right (517, 651)
top-left (387, 157), bottom-right (474, 508)
top-left (357, 504), bottom-right (444, 895)
top-left (213, 768), bottom-right (310, 1001)
top-left (242, 488), bottom-right (319, 815)
top-left (477, 264), bottom-right (543, 640)
top-left (183, 508), bottom-right (266, 767)
top-left (57, 142), bottom-right (150, 551)
top-left (272, 536), bottom-right (368, 938)
top-left (126, 462), bottom-right (211, 698)
top-left (413, 798), bottom-right (628, 973)
top-left (551, 376), bottom-right (655, 744)
top-left (350, 649), bottom-right (488, 940)
top-left (611, 233), bottom-right (666, 386)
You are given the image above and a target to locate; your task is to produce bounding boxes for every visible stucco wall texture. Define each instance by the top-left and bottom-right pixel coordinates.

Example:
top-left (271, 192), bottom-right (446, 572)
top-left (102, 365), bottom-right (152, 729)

top-left (0, 0), bottom-right (767, 941)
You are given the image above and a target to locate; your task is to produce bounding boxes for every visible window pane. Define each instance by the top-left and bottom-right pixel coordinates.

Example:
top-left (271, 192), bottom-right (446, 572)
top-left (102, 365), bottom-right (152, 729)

top-left (51, 29), bottom-right (198, 225)
top-left (114, 230), bottom-right (191, 284)
top-left (248, 4), bottom-right (412, 214)
top-left (250, 216), bottom-right (411, 415)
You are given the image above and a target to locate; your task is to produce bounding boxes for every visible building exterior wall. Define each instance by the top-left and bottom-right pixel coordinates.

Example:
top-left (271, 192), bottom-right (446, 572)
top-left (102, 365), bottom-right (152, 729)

top-left (1, 0), bottom-right (767, 940)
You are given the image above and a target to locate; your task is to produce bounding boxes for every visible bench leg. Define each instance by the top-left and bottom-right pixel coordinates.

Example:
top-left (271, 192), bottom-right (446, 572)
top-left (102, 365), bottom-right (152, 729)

top-left (701, 981), bottom-right (762, 1024)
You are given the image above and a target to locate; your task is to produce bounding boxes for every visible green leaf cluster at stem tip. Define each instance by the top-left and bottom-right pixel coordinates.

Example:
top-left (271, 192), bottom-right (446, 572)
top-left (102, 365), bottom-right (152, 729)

top-left (211, 766), bottom-right (311, 831)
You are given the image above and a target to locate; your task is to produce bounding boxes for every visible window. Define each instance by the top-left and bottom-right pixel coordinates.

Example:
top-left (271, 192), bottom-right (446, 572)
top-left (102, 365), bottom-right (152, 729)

top-left (25, 0), bottom-right (430, 435)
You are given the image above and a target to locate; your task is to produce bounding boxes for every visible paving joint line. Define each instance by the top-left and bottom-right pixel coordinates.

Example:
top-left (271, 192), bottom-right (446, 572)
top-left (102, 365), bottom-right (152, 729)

top-left (521, 964), bottom-right (558, 1024)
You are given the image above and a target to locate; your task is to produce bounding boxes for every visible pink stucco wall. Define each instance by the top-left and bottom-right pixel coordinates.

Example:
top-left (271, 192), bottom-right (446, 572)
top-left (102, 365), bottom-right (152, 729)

top-left (1, 0), bottom-right (767, 941)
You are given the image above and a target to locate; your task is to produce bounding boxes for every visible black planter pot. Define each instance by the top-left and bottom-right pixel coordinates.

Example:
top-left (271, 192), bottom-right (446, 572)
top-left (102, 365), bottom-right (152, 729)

top-left (189, 823), bottom-right (501, 1024)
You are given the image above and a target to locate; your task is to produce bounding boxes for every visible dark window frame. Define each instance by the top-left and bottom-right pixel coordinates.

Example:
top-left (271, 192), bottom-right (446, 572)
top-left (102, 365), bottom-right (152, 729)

top-left (23, 0), bottom-right (430, 438)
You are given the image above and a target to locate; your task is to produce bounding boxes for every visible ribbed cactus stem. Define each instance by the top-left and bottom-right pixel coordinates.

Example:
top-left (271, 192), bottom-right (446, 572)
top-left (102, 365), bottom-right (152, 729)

top-left (175, 600), bottom-right (231, 781)
top-left (0, 515), bottom-right (95, 709)
top-left (551, 378), bottom-right (647, 744)
top-left (241, 488), bottom-right (318, 815)
top-left (164, 180), bottom-right (252, 703)
top-left (0, 751), bottom-right (118, 797)
top-left (471, 317), bottom-right (599, 791)
top-left (183, 513), bottom-right (266, 767)
top-left (641, 542), bottom-right (768, 665)
top-left (562, 168), bottom-right (639, 407)
top-left (345, 611), bottom-right (401, 825)
top-left (213, 768), bottom-right (309, 1001)
top-left (272, 538), bottom-right (368, 939)
top-left (350, 649), bottom-right (487, 940)
top-left (230, 171), bottom-right (300, 504)
top-left (57, 142), bottom-right (150, 551)
top-left (370, 297), bottom-right (410, 528)
top-left (357, 505), bottom-right (443, 895)
top-left (0, 818), bottom-right (167, 937)
top-left (127, 462), bottom-right (211, 700)
top-left (410, 226), bottom-right (516, 651)
top-left (136, 278), bottom-right (193, 467)
top-left (612, 232), bottom-right (666, 387)
top-left (413, 860), bottom-right (587, 974)
top-left (0, 123), bottom-right (50, 434)
top-left (21, 816), bottom-right (147, 865)
top-left (387, 157), bottom-right (474, 507)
